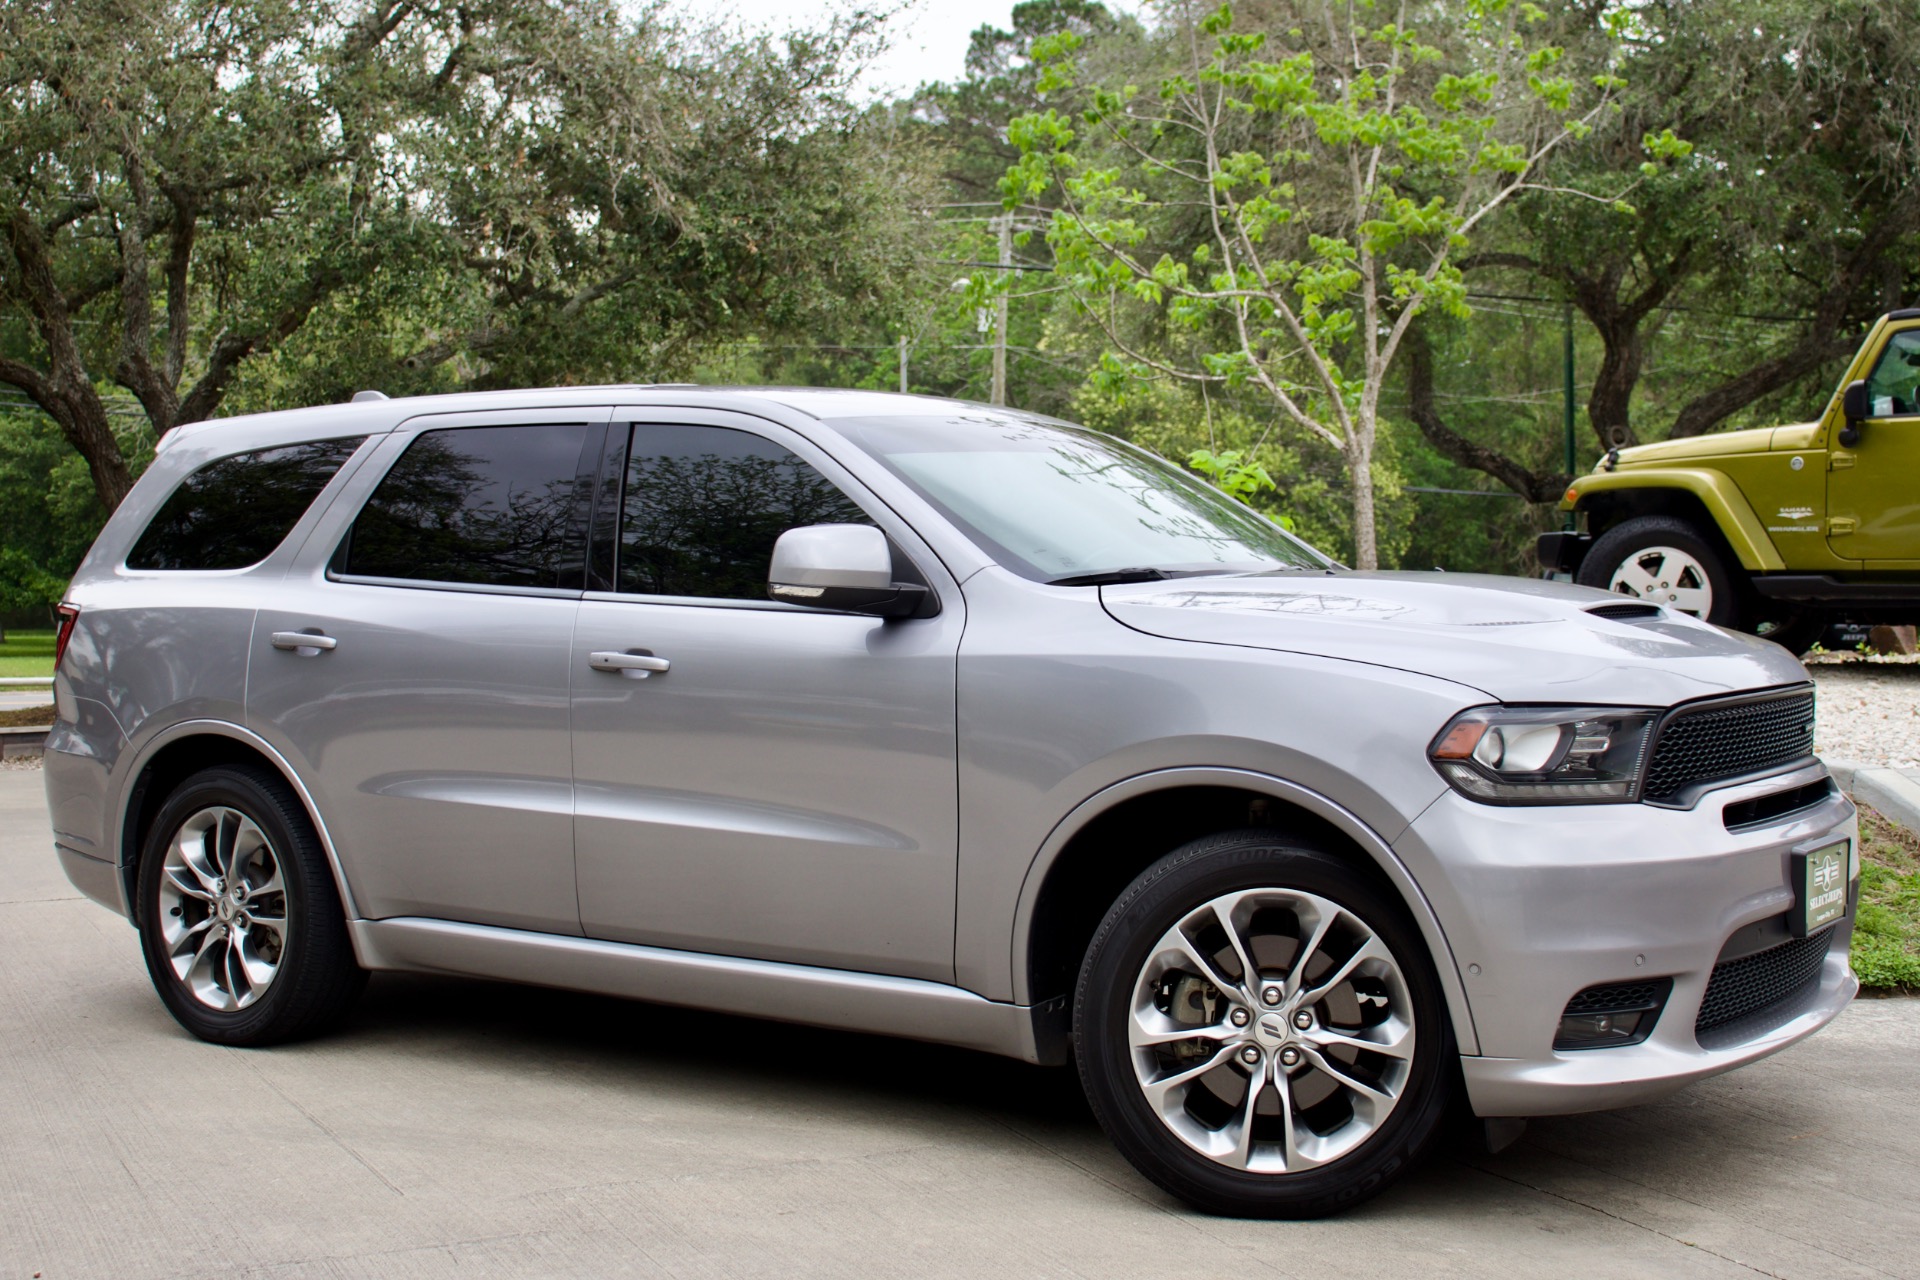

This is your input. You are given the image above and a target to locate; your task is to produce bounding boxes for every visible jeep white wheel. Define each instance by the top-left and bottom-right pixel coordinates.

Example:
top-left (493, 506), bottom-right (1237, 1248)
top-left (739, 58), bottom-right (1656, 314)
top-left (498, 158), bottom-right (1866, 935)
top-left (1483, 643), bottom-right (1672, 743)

top-left (1607, 545), bottom-right (1713, 617)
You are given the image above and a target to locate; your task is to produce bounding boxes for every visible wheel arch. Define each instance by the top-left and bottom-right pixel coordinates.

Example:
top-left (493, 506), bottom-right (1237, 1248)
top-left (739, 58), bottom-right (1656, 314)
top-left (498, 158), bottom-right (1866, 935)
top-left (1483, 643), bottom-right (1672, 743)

top-left (115, 721), bottom-right (363, 928)
top-left (1010, 768), bottom-right (1479, 1057)
top-left (1572, 470), bottom-right (1782, 572)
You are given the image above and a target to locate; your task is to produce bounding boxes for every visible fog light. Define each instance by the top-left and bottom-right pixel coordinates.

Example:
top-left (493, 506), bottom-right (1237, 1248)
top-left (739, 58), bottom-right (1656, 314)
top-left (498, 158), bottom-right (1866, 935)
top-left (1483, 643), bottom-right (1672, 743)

top-left (1554, 977), bottom-right (1672, 1050)
top-left (1555, 1010), bottom-right (1647, 1048)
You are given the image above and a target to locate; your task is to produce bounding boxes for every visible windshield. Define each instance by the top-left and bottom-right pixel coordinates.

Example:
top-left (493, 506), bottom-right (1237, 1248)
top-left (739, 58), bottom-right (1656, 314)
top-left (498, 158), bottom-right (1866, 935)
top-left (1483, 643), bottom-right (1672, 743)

top-left (831, 414), bottom-right (1332, 582)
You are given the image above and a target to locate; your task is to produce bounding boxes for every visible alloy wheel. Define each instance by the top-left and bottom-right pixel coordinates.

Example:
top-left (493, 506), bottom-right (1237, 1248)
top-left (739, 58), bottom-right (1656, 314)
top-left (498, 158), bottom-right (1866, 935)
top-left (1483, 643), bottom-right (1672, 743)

top-left (1126, 887), bottom-right (1416, 1174)
top-left (1607, 545), bottom-right (1713, 616)
top-left (156, 806), bottom-right (291, 1011)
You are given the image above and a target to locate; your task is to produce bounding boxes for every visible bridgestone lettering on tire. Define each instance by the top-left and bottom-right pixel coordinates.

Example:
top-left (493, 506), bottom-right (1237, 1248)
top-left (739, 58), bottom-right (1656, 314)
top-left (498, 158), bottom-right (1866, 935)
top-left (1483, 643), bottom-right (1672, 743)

top-left (137, 763), bottom-right (365, 1046)
top-left (1074, 830), bottom-right (1451, 1218)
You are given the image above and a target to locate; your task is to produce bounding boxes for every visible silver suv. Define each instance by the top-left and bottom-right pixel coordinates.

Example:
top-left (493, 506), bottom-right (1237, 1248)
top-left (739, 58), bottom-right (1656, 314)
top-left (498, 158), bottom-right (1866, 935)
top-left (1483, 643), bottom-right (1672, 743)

top-left (44, 388), bottom-right (1858, 1217)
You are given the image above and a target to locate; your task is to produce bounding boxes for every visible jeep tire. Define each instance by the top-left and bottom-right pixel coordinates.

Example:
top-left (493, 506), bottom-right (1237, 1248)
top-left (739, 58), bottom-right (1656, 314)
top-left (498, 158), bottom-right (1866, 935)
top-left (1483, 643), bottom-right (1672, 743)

top-left (1578, 514), bottom-right (1739, 627)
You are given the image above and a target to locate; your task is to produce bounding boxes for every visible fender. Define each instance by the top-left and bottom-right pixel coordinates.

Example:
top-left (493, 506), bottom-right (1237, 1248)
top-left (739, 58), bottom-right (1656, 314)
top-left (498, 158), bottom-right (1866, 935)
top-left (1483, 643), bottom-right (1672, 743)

top-left (1006, 766), bottom-right (1480, 1057)
top-left (111, 718), bottom-right (367, 940)
top-left (1565, 468), bottom-right (1785, 572)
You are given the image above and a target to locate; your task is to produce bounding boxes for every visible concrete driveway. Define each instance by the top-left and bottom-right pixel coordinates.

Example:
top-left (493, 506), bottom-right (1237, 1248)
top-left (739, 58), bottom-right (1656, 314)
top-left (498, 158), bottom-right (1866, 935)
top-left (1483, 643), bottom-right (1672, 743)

top-left (3, 765), bottom-right (1916, 1280)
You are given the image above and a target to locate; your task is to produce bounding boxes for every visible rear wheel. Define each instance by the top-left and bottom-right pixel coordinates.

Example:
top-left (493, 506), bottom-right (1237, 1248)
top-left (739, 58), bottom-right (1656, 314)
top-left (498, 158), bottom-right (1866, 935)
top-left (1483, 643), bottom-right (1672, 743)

top-left (1578, 515), bottom-right (1738, 626)
top-left (1074, 831), bottom-right (1451, 1218)
top-left (136, 763), bottom-right (365, 1045)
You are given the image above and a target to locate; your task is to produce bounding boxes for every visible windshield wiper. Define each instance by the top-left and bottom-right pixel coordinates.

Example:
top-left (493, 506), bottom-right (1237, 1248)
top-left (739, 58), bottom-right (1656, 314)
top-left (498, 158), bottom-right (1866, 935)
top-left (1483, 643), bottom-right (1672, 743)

top-left (1046, 567), bottom-right (1176, 587)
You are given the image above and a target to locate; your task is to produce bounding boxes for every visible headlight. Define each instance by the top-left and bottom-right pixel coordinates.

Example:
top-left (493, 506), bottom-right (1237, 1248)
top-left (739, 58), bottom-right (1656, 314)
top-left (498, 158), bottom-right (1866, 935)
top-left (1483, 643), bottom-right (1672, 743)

top-left (1429, 706), bottom-right (1657, 805)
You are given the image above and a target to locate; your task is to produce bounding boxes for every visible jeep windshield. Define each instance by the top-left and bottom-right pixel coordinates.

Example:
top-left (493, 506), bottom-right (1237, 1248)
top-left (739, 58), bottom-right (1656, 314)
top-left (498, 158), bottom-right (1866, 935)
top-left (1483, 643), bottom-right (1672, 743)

top-left (831, 414), bottom-right (1332, 584)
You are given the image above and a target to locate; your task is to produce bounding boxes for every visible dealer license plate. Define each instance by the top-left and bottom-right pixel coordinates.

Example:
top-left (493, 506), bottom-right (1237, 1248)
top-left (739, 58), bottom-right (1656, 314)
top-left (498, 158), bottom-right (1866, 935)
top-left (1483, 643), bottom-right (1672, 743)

top-left (1793, 841), bottom-right (1850, 936)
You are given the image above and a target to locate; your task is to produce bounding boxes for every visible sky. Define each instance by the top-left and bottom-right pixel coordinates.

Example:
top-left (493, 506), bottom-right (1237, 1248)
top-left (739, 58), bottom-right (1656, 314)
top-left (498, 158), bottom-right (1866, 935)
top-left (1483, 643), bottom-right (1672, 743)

top-left (682, 0), bottom-right (1145, 99)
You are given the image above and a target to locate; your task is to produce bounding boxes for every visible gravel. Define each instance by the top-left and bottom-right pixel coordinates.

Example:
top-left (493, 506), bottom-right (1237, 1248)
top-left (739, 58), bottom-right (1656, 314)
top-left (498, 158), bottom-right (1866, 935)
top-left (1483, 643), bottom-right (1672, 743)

top-left (1810, 655), bottom-right (1920, 770)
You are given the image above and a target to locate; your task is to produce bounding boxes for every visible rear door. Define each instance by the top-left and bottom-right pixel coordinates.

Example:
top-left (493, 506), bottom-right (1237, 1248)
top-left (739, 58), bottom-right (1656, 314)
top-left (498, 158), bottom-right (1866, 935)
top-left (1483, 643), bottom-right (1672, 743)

top-left (249, 408), bottom-right (608, 934)
top-left (568, 411), bottom-right (963, 981)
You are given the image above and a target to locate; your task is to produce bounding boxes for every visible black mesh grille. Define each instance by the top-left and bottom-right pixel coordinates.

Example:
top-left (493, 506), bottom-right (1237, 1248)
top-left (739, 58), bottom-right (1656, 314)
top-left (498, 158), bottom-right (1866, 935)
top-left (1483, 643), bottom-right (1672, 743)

top-left (1564, 978), bottom-right (1672, 1016)
top-left (1695, 928), bottom-right (1835, 1036)
top-left (1643, 689), bottom-right (1815, 803)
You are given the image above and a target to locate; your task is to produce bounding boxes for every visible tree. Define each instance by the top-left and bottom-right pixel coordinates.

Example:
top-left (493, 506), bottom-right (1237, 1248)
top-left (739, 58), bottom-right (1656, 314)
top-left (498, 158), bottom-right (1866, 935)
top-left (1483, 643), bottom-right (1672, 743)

top-left (1412, 0), bottom-right (1920, 498)
top-left (0, 0), bottom-right (925, 512)
top-left (1003, 0), bottom-right (1646, 567)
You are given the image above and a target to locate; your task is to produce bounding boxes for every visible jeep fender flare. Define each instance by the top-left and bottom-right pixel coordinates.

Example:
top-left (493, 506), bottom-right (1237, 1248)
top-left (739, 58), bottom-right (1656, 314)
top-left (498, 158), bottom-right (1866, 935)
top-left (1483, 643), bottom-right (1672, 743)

top-left (1567, 469), bottom-right (1785, 572)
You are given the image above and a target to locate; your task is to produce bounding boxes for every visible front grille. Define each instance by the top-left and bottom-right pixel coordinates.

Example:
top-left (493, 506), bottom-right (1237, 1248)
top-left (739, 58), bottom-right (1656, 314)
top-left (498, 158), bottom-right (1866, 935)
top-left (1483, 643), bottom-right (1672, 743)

top-left (1643, 688), bottom-right (1815, 803)
top-left (1695, 927), bottom-right (1835, 1036)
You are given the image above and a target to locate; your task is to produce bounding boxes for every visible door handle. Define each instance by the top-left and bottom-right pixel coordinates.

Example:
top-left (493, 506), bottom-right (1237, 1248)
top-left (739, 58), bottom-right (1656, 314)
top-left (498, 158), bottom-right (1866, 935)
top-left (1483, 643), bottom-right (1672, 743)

top-left (270, 631), bottom-right (338, 654)
top-left (588, 650), bottom-right (670, 677)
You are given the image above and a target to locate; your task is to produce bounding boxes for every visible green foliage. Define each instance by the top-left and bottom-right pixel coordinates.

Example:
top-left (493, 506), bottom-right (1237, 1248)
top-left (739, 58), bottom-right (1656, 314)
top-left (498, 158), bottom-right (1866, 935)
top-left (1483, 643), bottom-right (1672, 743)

top-left (1003, 0), bottom-right (1623, 566)
top-left (1853, 806), bottom-right (1920, 993)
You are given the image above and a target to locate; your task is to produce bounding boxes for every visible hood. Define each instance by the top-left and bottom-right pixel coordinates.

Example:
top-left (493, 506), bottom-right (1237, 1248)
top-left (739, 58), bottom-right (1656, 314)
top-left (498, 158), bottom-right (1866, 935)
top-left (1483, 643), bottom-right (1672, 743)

top-left (1609, 425), bottom-right (1777, 467)
top-left (1101, 571), bottom-right (1809, 705)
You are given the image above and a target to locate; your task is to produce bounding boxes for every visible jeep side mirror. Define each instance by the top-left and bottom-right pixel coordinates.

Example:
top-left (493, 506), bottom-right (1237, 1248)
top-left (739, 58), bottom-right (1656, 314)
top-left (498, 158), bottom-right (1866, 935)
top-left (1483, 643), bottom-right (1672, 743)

top-left (1839, 379), bottom-right (1871, 447)
top-left (768, 524), bottom-right (929, 619)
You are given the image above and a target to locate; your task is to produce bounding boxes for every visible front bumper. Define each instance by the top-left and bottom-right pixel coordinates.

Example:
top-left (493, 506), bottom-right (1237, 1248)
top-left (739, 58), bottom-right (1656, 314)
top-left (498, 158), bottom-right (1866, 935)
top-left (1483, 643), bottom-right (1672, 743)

top-left (1395, 761), bottom-right (1858, 1117)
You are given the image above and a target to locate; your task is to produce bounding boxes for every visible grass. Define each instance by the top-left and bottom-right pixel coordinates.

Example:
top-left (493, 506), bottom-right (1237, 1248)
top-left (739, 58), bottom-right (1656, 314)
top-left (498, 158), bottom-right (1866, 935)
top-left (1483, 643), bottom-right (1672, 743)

top-left (1854, 803), bottom-right (1920, 995)
top-left (0, 629), bottom-right (56, 678)
top-left (0, 704), bottom-right (54, 728)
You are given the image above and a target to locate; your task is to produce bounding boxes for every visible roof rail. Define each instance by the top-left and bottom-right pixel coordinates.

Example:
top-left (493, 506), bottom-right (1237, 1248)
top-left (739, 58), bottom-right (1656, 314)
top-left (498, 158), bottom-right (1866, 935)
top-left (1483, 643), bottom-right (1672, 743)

top-left (349, 389), bottom-right (389, 403)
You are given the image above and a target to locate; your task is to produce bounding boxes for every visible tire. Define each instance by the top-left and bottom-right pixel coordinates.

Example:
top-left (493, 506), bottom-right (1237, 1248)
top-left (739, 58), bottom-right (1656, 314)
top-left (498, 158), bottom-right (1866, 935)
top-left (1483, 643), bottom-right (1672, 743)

top-left (1074, 830), bottom-right (1452, 1218)
top-left (136, 763), bottom-right (365, 1046)
top-left (1578, 514), bottom-right (1739, 626)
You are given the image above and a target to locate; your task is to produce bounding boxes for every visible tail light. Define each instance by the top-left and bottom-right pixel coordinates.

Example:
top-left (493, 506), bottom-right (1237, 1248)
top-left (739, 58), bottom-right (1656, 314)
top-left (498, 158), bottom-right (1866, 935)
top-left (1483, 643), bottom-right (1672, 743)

top-left (53, 604), bottom-right (80, 668)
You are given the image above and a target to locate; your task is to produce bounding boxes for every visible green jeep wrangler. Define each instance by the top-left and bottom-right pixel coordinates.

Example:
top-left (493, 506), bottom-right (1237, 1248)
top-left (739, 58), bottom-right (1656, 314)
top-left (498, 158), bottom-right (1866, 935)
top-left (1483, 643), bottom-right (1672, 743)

top-left (1540, 308), bottom-right (1920, 653)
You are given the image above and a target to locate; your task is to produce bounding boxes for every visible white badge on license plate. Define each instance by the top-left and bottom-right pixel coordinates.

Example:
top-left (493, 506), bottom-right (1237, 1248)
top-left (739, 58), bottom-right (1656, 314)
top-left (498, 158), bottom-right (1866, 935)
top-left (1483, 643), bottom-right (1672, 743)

top-left (1790, 841), bottom-right (1850, 937)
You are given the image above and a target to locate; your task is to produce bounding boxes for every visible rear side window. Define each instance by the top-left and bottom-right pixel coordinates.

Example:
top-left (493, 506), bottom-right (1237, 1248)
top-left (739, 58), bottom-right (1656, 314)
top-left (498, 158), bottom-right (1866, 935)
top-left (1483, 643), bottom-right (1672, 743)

top-left (127, 437), bottom-right (365, 571)
top-left (341, 424), bottom-right (592, 589)
top-left (616, 423), bottom-right (871, 599)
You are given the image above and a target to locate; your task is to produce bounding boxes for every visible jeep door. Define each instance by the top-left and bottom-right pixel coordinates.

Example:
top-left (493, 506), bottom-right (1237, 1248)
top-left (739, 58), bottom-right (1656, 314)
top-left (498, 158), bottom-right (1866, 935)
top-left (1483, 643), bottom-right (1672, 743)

top-left (1831, 323), bottom-right (1920, 565)
top-left (249, 409), bottom-right (608, 934)
top-left (569, 412), bottom-right (962, 982)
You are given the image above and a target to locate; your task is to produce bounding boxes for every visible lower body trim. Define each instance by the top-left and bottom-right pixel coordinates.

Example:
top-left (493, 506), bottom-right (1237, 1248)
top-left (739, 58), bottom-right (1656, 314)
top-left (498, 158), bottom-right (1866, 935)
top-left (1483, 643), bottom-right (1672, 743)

top-left (349, 917), bottom-right (1068, 1065)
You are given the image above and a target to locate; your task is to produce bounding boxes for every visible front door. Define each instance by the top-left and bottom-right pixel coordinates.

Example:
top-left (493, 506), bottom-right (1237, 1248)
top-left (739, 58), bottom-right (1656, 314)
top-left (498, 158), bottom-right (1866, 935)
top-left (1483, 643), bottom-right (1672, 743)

top-left (251, 409), bottom-right (608, 934)
top-left (569, 415), bottom-right (962, 982)
top-left (1830, 324), bottom-right (1920, 565)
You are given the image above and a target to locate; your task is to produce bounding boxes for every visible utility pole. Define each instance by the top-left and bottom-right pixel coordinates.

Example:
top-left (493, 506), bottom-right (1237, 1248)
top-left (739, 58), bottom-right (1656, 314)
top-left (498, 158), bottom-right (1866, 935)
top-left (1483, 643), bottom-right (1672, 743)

top-left (991, 213), bottom-right (1011, 406)
top-left (898, 335), bottom-right (909, 394)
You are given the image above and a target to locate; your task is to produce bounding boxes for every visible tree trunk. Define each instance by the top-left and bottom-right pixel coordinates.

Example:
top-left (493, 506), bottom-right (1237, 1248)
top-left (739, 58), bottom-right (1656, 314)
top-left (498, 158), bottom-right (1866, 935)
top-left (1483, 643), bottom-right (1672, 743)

top-left (1346, 429), bottom-right (1379, 571)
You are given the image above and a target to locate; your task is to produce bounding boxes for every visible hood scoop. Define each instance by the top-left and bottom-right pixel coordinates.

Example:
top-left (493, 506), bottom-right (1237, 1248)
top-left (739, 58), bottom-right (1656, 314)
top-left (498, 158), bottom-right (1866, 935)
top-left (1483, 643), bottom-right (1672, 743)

top-left (1586, 602), bottom-right (1664, 622)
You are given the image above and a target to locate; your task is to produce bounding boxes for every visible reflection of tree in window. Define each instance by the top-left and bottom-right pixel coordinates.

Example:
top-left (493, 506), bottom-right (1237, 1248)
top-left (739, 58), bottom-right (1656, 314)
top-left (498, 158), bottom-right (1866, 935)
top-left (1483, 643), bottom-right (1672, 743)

top-left (129, 437), bottom-right (364, 570)
top-left (345, 426), bottom-right (587, 588)
top-left (619, 428), bottom-right (869, 599)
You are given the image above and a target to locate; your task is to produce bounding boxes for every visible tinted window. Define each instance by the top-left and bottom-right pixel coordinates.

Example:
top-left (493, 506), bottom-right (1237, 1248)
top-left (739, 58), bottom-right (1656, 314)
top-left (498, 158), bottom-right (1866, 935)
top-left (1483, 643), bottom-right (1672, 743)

top-left (343, 424), bottom-right (591, 589)
top-left (127, 437), bottom-right (365, 570)
top-left (616, 424), bottom-right (871, 599)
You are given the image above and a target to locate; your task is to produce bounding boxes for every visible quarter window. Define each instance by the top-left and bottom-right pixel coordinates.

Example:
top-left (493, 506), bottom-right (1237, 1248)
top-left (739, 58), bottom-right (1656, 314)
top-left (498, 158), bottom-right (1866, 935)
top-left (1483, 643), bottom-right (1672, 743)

top-left (127, 437), bottom-right (365, 571)
top-left (616, 424), bottom-right (871, 599)
top-left (342, 424), bottom-right (592, 589)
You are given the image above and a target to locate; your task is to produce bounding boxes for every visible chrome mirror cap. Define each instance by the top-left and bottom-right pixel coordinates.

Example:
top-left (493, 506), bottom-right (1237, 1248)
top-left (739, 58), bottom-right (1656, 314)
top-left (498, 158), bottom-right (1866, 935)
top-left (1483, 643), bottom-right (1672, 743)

top-left (769, 524), bottom-right (894, 592)
top-left (768, 524), bottom-right (929, 619)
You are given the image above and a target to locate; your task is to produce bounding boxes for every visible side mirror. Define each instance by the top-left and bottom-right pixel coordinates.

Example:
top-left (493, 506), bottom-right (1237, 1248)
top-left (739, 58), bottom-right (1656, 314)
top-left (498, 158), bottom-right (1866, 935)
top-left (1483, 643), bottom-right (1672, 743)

top-left (1839, 379), bottom-right (1871, 447)
top-left (768, 524), bottom-right (929, 619)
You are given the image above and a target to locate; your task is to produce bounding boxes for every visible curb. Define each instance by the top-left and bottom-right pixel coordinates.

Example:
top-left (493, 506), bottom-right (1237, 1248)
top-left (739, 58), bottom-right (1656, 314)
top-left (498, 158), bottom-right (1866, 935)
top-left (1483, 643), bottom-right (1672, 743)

top-left (1826, 757), bottom-right (1920, 833)
top-left (0, 725), bottom-right (49, 759)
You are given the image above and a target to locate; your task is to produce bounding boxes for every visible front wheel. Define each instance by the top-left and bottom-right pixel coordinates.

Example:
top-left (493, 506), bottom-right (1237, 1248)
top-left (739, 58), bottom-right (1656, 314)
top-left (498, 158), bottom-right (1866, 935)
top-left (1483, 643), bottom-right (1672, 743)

top-left (1074, 831), bottom-right (1451, 1218)
top-left (1577, 514), bottom-right (1739, 626)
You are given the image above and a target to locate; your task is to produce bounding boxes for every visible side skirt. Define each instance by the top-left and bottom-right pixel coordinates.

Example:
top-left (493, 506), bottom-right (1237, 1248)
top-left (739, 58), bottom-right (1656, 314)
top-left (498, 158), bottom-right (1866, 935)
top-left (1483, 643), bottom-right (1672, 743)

top-left (350, 918), bottom-right (1069, 1065)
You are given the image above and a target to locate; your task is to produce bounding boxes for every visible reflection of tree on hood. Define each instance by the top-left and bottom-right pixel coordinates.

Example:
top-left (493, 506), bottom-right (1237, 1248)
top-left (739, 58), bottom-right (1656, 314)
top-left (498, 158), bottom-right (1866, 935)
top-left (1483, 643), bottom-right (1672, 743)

top-left (620, 451), bottom-right (867, 598)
